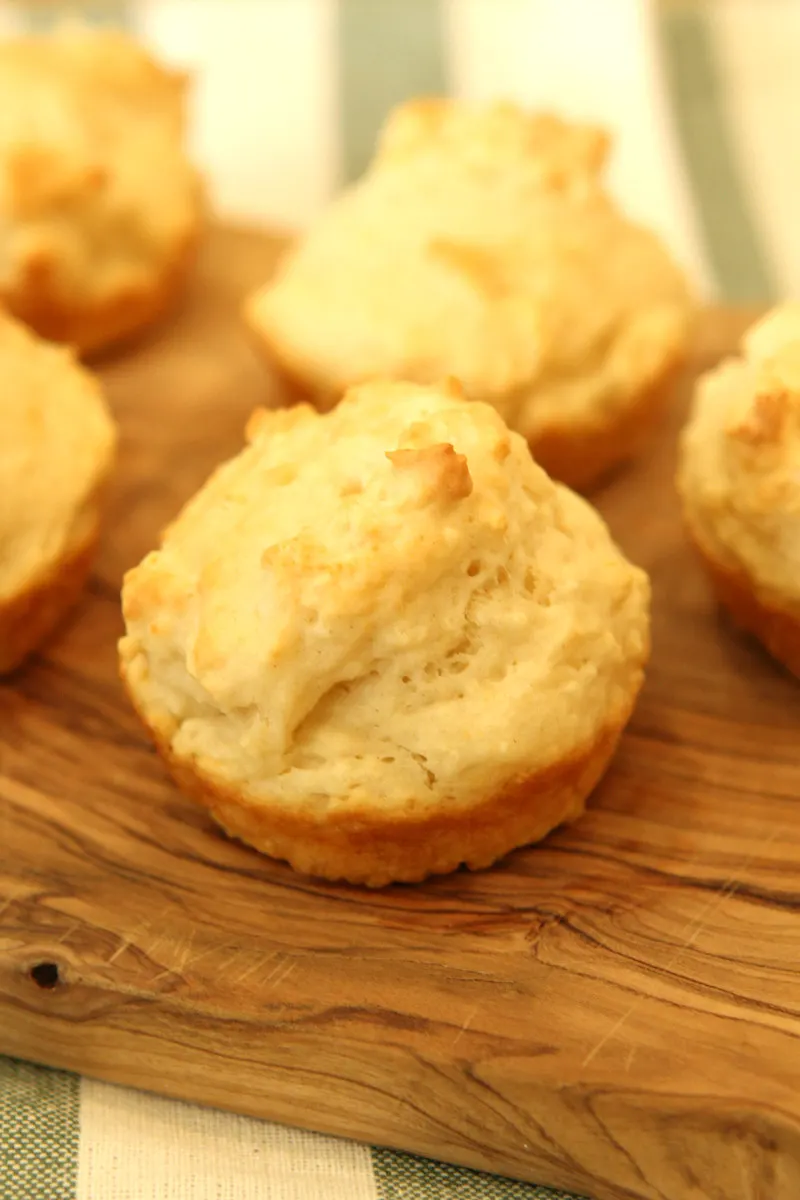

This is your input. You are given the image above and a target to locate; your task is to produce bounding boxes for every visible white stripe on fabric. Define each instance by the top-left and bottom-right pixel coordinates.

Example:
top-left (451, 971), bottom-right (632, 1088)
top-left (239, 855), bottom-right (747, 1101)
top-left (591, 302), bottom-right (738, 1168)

top-left (710, 0), bottom-right (800, 297)
top-left (442, 0), bottom-right (713, 297)
top-left (77, 1077), bottom-right (377, 1200)
top-left (134, 0), bottom-right (338, 228)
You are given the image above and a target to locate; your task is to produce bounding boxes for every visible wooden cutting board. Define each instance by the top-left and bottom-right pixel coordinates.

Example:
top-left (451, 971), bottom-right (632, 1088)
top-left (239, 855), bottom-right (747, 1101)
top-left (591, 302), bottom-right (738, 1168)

top-left (1, 226), bottom-right (799, 1200)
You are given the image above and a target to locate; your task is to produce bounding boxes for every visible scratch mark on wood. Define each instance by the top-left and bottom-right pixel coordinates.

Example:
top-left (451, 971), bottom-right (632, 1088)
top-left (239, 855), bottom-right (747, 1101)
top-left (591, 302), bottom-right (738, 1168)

top-left (107, 935), bottom-right (131, 965)
top-left (582, 825), bottom-right (784, 1068)
top-left (266, 959), bottom-right (297, 993)
top-left (234, 951), bottom-right (277, 986)
top-left (183, 943), bottom-right (220, 974)
top-left (218, 948), bottom-right (252, 979)
top-left (171, 929), bottom-right (196, 976)
top-left (149, 968), bottom-right (176, 985)
top-left (452, 1006), bottom-right (478, 1047)
top-left (262, 953), bottom-right (288, 986)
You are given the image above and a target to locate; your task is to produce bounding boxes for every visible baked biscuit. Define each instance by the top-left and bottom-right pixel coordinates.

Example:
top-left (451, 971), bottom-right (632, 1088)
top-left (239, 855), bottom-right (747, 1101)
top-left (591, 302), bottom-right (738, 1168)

top-left (245, 99), bottom-right (691, 491)
top-left (120, 378), bottom-right (650, 886)
top-left (678, 305), bottom-right (800, 677)
top-left (0, 310), bottom-right (116, 673)
top-left (0, 25), bottom-right (203, 355)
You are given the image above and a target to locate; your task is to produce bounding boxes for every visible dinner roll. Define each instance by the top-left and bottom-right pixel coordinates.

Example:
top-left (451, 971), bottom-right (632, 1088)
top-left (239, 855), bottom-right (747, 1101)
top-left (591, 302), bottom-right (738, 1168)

top-left (0, 25), bottom-right (203, 354)
top-left (120, 378), bottom-right (650, 885)
top-left (678, 305), bottom-right (800, 677)
top-left (246, 98), bottom-right (691, 491)
top-left (0, 309), bottom-right (116, 673)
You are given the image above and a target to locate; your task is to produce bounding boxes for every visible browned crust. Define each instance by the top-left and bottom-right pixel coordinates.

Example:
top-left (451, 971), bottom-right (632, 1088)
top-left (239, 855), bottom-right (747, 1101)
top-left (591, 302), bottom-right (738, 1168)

top-left (0, 517), bottom-right (101, 675)
top-left (527, 356), bottom-right (683, 492)
top-left (122, 672), bottom-right (633, 886)
top-left (1, 229), bottom-right (201, 358)
top-left (248, 318), bottom-right (683, 494)
top-left (687, 527), bottom-right (800, 680)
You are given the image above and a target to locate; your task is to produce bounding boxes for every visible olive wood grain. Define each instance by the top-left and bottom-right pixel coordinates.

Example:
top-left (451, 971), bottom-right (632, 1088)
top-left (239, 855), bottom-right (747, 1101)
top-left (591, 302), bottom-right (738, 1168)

top-left (1, 226), bottom-right (798, 1200)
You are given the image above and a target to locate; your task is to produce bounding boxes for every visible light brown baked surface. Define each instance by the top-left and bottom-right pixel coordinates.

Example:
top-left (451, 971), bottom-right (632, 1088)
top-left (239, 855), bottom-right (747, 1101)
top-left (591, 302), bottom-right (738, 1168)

top-left (0, 516), bottom-right (99, 675)
top-left (0, 311), bottom-right (116, 673)
top-left (0, 26), bottom-right (204, 354)
top-left (120, 375), bottom-right (650, 884)
top-left (6, 227), bottom-right (200, 358)
top-left (246, 99), bottom-right (692, 488)
top-left (686, 524), bottom-right (800, 679)
top-left (128, 703), bottom-right (629, 887)
top-left (678, 305), bottom-right (800, 668)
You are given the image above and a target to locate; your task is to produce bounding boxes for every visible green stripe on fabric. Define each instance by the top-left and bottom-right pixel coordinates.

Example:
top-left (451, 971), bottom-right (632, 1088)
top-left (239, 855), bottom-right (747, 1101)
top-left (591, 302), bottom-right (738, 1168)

top-left (0, 1058), bottom-right (80, 1200)
top-left (657, 2), bottom-right (776, 303)
top-left (337, 0), bottom-right (447, 183)
top-left (372, 1148), bottom-right (587, 1200)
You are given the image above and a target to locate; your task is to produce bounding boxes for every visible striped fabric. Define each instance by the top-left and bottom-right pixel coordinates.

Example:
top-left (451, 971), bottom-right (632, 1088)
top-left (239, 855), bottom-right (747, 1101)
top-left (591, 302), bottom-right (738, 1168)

top-left (1, 2), bottom-right (795, 1198)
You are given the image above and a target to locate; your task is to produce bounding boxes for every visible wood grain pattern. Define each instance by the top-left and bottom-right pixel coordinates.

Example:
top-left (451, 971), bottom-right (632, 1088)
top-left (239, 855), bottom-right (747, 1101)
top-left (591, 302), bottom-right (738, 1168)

top-left (1, 226), bottom-right (799, 1200)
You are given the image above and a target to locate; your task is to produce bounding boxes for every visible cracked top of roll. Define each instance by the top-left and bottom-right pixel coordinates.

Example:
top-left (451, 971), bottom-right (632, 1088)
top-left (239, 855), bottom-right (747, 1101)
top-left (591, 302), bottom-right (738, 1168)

top-left (678, 304), bottom-right (800, 601)
top-left (0, 25), bottom-right (202, 310)
top-left (246, 97), bottom-right (691, 444)
top-left (120, 378), bottom-right (649, 811)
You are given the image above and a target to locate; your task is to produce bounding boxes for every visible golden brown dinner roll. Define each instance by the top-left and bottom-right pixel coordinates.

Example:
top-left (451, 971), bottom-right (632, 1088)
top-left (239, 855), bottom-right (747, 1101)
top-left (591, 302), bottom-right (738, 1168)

top-left (120, 377), bottom-right (650, 886)
top-left (0, 25), bottom-right (204, 355)
top-left (678, 305), bottom-right (800, 678)
top-left (0, 309), bottom-right (116, 673)
top-left (245, 99), bottom-right (691, 491)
